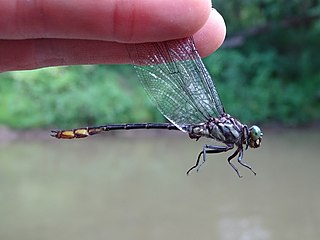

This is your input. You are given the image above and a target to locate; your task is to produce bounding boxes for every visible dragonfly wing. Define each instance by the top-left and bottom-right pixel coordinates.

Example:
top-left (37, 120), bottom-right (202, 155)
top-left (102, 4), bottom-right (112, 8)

top-left (127, 37), bottom-right (225, 130)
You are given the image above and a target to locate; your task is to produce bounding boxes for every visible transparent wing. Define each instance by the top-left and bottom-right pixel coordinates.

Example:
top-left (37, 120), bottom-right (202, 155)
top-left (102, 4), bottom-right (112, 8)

top-left (127, 37), bottom-right (225, 131)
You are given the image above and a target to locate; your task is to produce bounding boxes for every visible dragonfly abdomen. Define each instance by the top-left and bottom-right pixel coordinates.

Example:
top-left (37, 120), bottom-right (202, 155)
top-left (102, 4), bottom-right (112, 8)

top-left (51, 123), bottom-right (179, 139)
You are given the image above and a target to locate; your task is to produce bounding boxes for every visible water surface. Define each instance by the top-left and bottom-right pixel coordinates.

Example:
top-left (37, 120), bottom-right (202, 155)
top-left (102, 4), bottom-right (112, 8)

top-left (0, 129), bottom-right (319, 240)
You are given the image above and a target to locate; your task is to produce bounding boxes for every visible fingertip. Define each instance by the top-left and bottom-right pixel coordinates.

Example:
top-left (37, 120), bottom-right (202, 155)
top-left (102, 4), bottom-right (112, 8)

top-left (193, 8), bottom-right (226, 57)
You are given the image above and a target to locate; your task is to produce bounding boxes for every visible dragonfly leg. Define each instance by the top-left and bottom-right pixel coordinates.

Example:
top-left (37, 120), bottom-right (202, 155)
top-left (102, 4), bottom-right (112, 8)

top-left (186, 144), bottom-right (233, 175)
top-left (186, 150), bottom-right (203, 175)
top-left (195, 145), bottom-right (208, 172)
top-left (227, 148), bottom-right (242, 178)
top-left (237, 149), bottom-right (256, 175)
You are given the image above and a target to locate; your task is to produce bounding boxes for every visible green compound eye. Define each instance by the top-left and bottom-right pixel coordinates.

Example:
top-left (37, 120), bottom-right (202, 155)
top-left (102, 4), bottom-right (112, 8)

top-left (250, 125), bottom-right (262, 141)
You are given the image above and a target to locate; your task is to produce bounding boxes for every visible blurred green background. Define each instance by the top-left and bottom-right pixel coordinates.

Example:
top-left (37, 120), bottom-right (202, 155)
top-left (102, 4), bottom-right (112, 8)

top-left (0, 0), bottom-right (319, 129)
top-left (1, 1), bottom-right (320, 240)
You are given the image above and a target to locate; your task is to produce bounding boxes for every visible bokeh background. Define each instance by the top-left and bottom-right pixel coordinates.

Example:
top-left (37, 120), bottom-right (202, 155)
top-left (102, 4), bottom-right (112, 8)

top-left (0, 1), bottom-right (319, 239)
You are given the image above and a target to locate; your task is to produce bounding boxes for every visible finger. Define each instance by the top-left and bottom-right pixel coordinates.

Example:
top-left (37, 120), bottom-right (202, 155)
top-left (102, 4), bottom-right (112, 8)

top-left (0, 9), bottom-right (226, 72)
top-left (1, 0), bottom-right (211, 42)
top-left (0, 39), bottom-right (128, 72)
top-left (193, 8), bottom-right (226, 57)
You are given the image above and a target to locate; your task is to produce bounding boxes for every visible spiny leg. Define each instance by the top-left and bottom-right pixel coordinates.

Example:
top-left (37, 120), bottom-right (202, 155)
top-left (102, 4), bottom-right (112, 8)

top-left (186, 144), bottom-right (233, 175)
top-left (237, 149), bottom-right (256, 175)
top-left (227, 148), bottom-right (242, 178)
top-left (186, 150), bottom-right (203, 175)
top-left (196, 145), bottom-right (234, 172)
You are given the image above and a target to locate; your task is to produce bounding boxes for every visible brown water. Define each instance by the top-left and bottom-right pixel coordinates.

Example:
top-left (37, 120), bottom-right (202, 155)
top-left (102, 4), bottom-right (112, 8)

top-left (0, 128), bottom-right (319, 240)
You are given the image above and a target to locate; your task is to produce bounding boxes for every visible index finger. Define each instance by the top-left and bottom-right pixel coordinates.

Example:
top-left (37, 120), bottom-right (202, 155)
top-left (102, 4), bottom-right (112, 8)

top-left (1, 0), bottom-right (211, 42)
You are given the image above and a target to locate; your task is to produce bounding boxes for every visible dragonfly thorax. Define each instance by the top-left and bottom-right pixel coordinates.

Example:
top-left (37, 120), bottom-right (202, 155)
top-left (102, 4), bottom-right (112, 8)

top-left (188, 114), bottom-right (245, 146)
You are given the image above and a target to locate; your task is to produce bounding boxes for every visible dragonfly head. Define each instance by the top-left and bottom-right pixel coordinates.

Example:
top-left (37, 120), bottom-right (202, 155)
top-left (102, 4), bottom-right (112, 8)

top-left (248, 125), bottom-right (263, 148)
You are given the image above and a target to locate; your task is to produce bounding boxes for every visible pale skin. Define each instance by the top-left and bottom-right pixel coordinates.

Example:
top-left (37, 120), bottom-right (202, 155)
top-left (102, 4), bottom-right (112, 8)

top-left (0, 0), bottom-right (226, 72)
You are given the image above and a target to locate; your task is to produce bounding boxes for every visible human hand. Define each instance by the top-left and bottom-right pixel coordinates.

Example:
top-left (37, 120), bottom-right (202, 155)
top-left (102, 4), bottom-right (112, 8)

top-left (0, 0), bottom-right (226, 72)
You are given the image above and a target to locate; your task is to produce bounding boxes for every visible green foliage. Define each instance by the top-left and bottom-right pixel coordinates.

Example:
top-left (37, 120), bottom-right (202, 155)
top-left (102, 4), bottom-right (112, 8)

top-left (213, 0), bottom-right (318, 31)
top-left (0, 0), bottom-right (319, 129)
top-left (205, 0), bottom-right (320, 125)
top-left (0, 65), bottom-right (164, 129)
top-left (204, 46), bottom-right (320, 125)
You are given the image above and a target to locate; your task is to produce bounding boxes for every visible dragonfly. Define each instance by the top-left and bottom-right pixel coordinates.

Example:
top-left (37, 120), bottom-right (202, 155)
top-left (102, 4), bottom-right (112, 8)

top-left (51, 37), bottom-right (263, 177)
